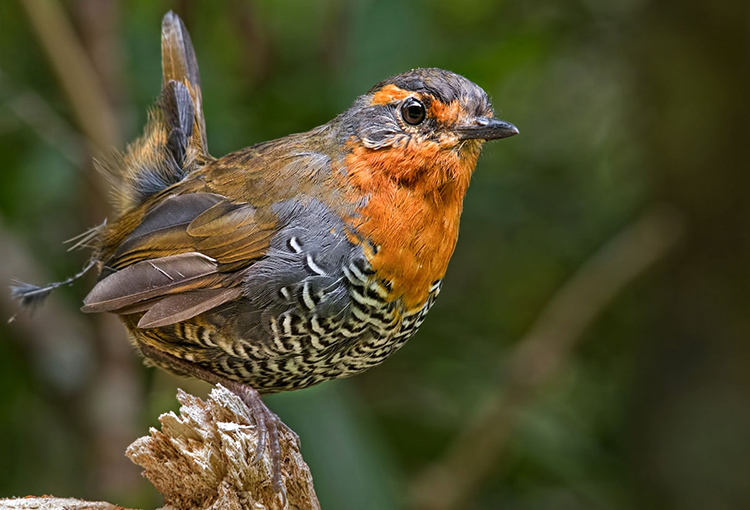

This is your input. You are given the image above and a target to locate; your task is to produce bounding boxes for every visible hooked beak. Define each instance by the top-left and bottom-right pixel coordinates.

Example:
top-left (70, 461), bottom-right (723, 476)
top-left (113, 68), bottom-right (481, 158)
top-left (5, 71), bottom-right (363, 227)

top-left (456, 117), bottom-right (519, 141)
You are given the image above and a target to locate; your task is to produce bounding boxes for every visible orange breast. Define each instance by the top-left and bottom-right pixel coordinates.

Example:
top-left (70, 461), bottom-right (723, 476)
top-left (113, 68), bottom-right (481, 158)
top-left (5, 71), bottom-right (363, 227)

top-left (342, 139), bottom-right (481, 311)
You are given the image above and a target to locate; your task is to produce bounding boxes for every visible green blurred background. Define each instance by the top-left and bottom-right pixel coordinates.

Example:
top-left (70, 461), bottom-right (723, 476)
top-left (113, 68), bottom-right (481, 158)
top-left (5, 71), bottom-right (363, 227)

top-left (0, 0), bottom-right (748, 509)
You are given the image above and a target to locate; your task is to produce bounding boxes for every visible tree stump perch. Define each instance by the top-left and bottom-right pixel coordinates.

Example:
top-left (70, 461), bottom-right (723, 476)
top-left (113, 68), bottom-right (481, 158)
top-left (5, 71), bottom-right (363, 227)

top-left (1, 386), bottom-right (320, 510)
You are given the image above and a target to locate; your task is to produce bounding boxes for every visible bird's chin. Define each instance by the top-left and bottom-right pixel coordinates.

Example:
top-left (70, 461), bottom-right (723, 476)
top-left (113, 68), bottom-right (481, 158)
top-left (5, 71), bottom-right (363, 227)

top-left (455, 138), bottom-right (484, 157)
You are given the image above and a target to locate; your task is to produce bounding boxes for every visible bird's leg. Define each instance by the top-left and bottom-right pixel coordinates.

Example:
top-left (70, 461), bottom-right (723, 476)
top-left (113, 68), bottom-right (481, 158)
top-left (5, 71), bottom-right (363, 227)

top-left (137, 343), bottom-right (290, 498)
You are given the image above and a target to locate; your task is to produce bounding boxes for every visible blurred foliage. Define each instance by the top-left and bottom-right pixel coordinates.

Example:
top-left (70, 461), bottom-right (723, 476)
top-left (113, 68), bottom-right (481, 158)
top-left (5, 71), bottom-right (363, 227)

top-left (0, 0), bottom-right (748, 509)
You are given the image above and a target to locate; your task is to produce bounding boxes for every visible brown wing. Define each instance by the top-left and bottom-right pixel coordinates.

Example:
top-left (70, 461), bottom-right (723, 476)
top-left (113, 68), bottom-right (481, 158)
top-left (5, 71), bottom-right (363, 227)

top-left (84, 127), bottom-right (343, 326)
top-left (83, 12), bottom-right (343, 329)
top-left (83, 192), bottom-right (278, 328)
top-left (188, 200), bottom-right (278, 270)
top-left (81, 10), bottom-right (350, 329)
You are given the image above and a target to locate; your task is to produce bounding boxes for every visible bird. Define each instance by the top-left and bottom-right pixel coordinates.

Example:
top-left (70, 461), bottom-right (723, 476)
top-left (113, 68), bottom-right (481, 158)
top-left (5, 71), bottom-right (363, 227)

top-left (12, 11), bottom-right (517, 495)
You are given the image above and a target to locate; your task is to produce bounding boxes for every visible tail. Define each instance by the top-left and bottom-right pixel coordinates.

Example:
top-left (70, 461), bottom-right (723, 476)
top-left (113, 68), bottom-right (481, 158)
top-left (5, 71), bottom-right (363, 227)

top-left (109, 11), bottom-right (210, 213)
top-left (11, 12), bottom-right (208, 309)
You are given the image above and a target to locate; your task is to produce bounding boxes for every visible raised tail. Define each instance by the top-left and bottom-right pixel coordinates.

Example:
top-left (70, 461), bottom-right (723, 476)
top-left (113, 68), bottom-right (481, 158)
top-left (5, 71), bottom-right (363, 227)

top-left (11, 12), bottom-right (209, 308)
top-left (160, 10), bottom-right (208, 156)
top-left (110, 11), bottom-right (210, 213)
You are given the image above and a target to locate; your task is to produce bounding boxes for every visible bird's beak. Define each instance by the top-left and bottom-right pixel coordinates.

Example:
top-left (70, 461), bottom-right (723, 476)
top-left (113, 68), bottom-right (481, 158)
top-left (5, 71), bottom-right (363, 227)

top-left (456, 117), bottom-right (519, 140)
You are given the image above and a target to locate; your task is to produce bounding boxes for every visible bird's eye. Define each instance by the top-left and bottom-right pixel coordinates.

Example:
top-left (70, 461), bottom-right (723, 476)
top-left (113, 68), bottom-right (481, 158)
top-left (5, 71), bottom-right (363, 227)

top-left (401, 98), bottom-right (426, 125)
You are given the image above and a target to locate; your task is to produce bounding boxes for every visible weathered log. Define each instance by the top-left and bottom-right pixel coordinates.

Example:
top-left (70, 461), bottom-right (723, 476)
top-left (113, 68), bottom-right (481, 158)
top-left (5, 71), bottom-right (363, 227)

top-left (1, 385), bottom-right (320, 510)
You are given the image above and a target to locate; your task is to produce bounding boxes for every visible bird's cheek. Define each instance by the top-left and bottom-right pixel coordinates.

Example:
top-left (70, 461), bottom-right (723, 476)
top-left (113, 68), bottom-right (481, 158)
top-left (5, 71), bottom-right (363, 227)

top-left (435, 132), bottom-right (461, 150)
top-left (361, 131), bottom-right (405, 150)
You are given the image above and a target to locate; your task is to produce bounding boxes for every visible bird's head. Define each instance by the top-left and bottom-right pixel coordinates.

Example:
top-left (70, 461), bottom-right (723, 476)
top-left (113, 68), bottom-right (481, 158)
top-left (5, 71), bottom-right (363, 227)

top-left (341, 68), bottom-right (518, 191)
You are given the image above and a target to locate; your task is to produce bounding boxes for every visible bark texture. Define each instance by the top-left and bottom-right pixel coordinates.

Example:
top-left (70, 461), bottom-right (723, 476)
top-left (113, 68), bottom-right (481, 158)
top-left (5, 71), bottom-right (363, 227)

top-left (1, 386), bottom-right (320, 510)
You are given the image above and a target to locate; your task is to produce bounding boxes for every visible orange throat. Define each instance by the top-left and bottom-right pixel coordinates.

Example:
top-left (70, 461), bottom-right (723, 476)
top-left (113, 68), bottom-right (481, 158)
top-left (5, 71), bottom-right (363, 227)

top-left (343, 138), bottom-right (481, 311)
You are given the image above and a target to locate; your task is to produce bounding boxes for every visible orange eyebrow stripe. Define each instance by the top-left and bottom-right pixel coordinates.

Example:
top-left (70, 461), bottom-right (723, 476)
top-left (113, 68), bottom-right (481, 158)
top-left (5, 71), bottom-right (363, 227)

top-left (370, 84), bottom-right (412, 105)
top-left (429, 99), bottom-right (461, 125)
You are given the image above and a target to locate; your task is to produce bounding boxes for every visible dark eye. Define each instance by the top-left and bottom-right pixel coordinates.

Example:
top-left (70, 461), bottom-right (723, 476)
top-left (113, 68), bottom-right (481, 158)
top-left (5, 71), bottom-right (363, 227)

top-left (401, 98), bottom-right (426, 125)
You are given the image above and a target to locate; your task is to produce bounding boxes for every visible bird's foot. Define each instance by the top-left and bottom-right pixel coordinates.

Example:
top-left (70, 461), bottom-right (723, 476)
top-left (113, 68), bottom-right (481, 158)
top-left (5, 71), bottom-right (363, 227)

top-left (222, 382), bottom-right (288, 500)
top-left (137, 343), bottom-right (293, 501)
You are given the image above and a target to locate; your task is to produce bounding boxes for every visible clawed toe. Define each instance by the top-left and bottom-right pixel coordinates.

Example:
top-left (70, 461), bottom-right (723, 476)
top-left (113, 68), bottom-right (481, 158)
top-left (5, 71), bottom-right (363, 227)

top-left (227, 383), bottom-right (288, 499)
top-left (134, 346), bottom-right (295, 503)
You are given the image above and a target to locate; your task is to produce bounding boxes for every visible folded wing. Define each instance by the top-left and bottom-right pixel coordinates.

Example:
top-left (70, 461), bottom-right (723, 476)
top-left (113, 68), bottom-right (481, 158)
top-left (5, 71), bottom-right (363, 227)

top-left (83, 192), bottom-right (279, 328)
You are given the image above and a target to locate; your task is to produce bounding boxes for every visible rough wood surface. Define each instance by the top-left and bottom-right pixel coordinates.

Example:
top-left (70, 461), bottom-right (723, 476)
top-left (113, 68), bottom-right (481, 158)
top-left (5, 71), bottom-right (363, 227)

top-left (128, 385), bottom-right (320, 510)
top-left (0, 497), bottom-right (130, 510)
top-left (0, 386), bottom-right (320, 510)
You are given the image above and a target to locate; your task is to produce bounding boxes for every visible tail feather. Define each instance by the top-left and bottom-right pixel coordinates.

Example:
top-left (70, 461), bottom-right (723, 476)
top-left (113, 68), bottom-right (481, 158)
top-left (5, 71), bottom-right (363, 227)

top-left (109, 11), bottom-right (209, 213)
top-left (161, 80), bottom-right (195, 169)
top-left (11, 12), bottom-right (209, 311)
top-left (161, 10), bottom-right (207, 152)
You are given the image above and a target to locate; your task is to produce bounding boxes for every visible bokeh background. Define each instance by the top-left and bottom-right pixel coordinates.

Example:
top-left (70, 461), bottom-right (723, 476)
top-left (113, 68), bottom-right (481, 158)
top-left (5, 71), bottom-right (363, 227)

top-left (0, 0), bottom-right (748, 509)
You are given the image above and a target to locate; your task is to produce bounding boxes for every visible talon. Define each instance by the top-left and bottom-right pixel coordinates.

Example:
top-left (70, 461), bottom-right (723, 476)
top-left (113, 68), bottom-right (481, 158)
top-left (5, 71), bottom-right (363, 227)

top-left (251, 410), bottom-right (267, 465)
top-left (242, 389), bottom-right (268, 465)
top-left (277, 483), bottom-right (288, 509)
top-left (229, 383), bottom-right (287, 495)
top-left (267, 414), bottom-right (283, 493)
top-left (131, 346), bottom-right (293, 496)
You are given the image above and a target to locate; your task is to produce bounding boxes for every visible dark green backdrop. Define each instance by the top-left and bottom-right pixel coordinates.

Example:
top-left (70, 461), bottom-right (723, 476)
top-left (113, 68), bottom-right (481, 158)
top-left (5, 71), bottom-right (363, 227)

top-left (0, 1), bottom-right (748, 509)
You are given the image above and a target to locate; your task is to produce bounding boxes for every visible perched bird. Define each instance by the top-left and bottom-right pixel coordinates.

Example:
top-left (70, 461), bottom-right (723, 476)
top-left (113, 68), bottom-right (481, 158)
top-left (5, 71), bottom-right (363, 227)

top-left (13, 12), bottom-right (517, 493)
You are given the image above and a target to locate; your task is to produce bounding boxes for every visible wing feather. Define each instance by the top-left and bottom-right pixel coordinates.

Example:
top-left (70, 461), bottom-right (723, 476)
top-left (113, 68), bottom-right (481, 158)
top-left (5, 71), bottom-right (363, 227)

top-left (85, 143), bottom-right (338, 328)
top-left (84, 194), bottom-right (278, 326)
top-left (82, 252), bottom-right (219, 313)
top-left (137, 288), bottom-right (243, 328)
top-left (187, 201), bottom-right (277, 267)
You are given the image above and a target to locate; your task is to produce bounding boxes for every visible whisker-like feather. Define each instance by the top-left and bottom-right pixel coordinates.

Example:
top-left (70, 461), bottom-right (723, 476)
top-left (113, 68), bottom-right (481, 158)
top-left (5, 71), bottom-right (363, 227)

top-left (64, 220), bottom-right (107, 252)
